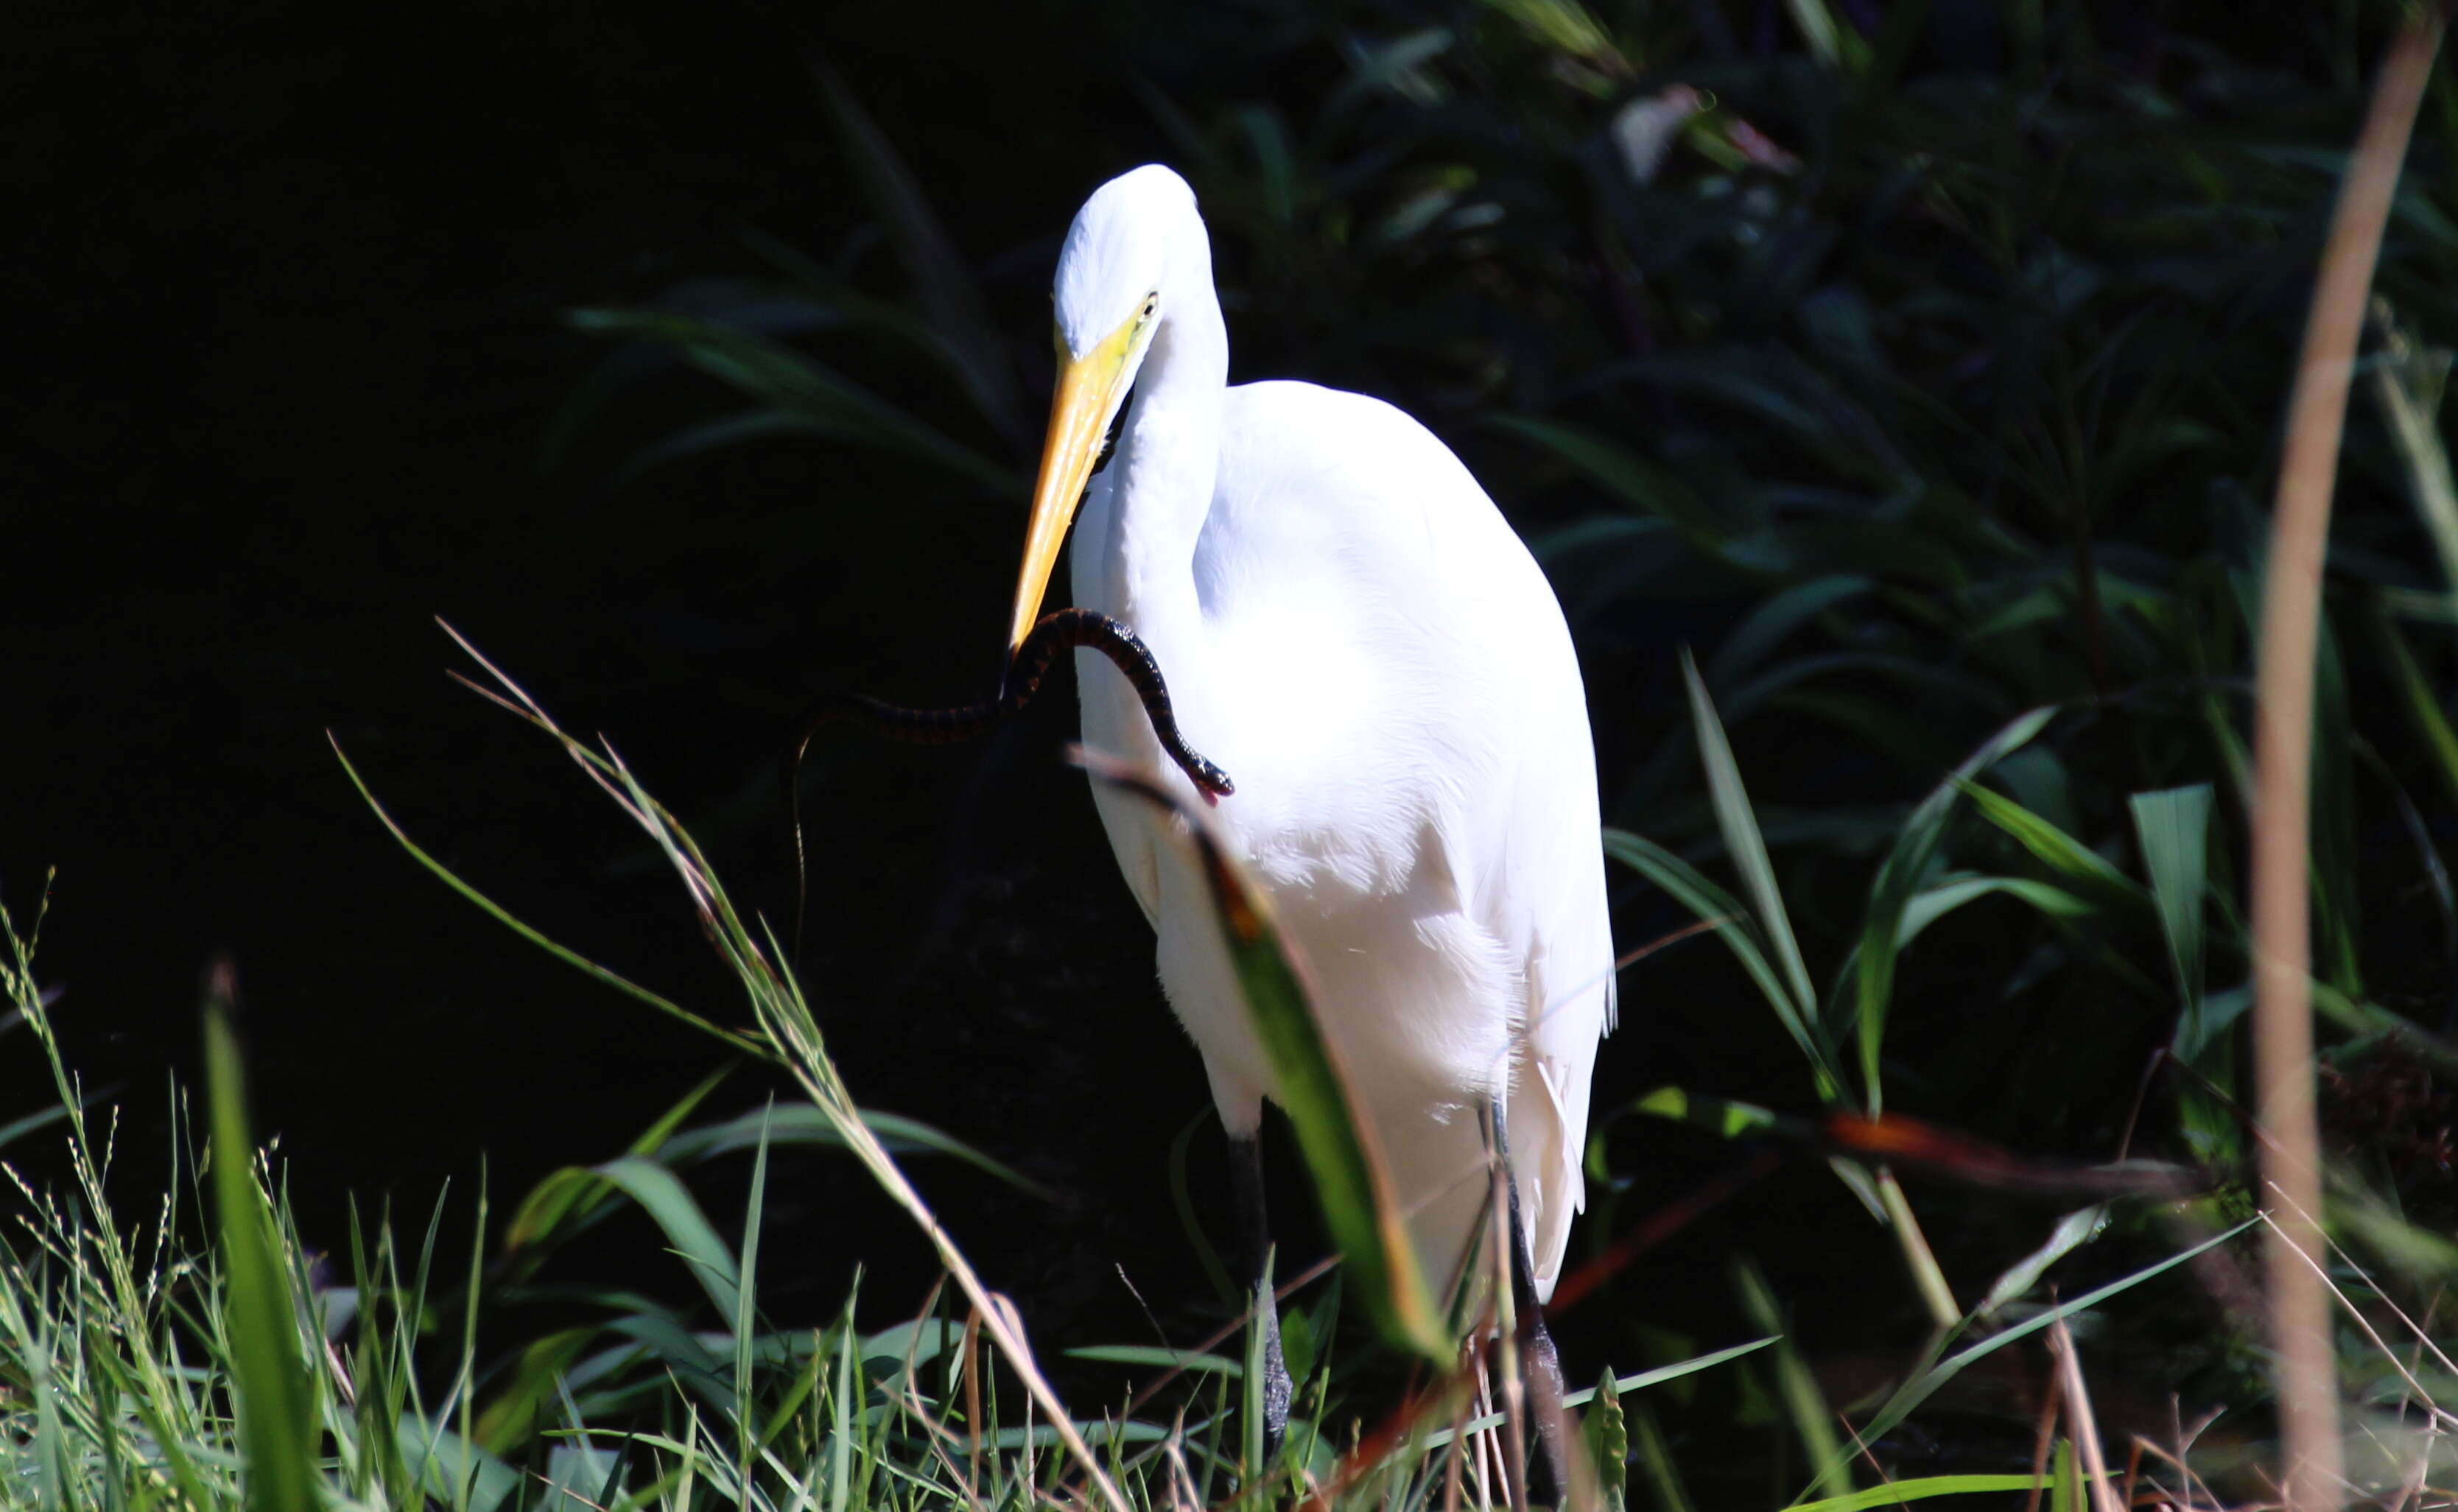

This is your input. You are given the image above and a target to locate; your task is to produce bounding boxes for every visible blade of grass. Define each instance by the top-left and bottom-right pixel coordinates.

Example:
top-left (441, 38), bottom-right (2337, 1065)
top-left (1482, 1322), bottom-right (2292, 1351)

top-left (203, 962), bottom-right (317, 1512)
top-left (1416, 1337), bottom-right (1775, 1446)
top-left (588, 1158), bottom-right (741, 1322)
top-left (2370, 604), bottom-right (2458, 820)
top-left (810, 60), bottom-right (1027, 449)
top-left (2368, 300), bottom-right (2458, 597)
top-left (1682, 650), bottom-right (1822, 1035)
top-left (1602, 829), bottom-right (1845, 1101)
top-left (563, 309), bottom-right (1018, 494)
top-left (1733, 1256), bottom-right (1848, 1499)
top-left (1854, 706), bottom-right (2060, 1111)
top-left (2128, 787), bottom-right (2213, 1018)
top-left (1831, 1219), bottom-right (2256, 1483)
top-left (1074, 748), bottom-right (1448, 1363)
top-left (1786, 1472), bottom-right (2100, 1511)
top-left (1953, 783), bottom-right (2148, 917)
top-left (433, 625), bottom-right (1134, 1512)
top-left (331, 736), bottom-right (770, 1061)
top-left (734, 1103), bottom-right (771, 1492)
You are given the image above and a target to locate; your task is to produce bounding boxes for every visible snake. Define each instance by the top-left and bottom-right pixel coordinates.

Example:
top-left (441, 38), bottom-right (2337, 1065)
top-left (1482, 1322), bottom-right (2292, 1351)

top-left (787, 608), bottom-right (1234, 963)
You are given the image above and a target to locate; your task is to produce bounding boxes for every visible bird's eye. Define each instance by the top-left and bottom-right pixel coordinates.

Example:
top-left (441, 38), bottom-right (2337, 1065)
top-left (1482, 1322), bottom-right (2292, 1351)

top-left (1140, 295), bottom-right (1159, 322)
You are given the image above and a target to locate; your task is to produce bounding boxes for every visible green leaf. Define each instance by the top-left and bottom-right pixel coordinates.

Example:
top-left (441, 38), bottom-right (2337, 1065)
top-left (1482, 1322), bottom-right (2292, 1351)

top-left (333, 738), bottom-right (772, 1061)
top-left (203, 973), bottom-right (317, 1512)
top-left (659, 1104), bottom-right (1051, 1197)
top-left (1733, 1256), bottom-right (1848, 1497)
top-left (1625, 1085), bottom-right (1796, 1141)
top-left (1787, 1473), bottom-right (2103, 1511)
top-left (1957, 781), bottom-right (2149, 913)
top-left (1682, 651), bottom-right (1824, 1058)
top-left (1603, 829), bottom-right (1847, 1101)
top-left (1973, 1206), bottom-right (2110, 1319)
top-left (1704, 575), bottom-right (1874, 687)
top-left (1474, 0), bottom-right (1622, 67)
top-left (1626, 1395), bottom-right (1696, 1512)
top-left (734, 1104), bottom-right (771, 1473)
top-left (1582, 1368), bottom-right (1630, 1511)
top-left (810, 62), bottom-right (1027, 448)
top-left (589, 1158), bottom-right (741, 1322)
top-left (564, 309), bottom-right (1019, 495)
top-left (1489, 416), bottom-right (1726, 538)
top-left (1897, 874), bottom-right (2093, 950)
top-left (1830, 1219), bottom-right (2255, 1478)
top-left (1243, 1247), bottom-right (1274, 1480)
top-left (2373, 605), bottom-right (2458, 824)
top-left (1422, 1337), bottom-right (1777, 1444)
top-left (474, 1328), bottom-right (597, 1454)
top-left (1076, 753), bottom-right (1449, 1362)
top-left (1063, 1345), bottom-right (1243, 1377)
top-left (2129, 785), bottom-right (2213, 1018)
top-left (1853, 707), bottom-right (2059, 1111)
top-left (396, 1418), bottom-right (522, 1512)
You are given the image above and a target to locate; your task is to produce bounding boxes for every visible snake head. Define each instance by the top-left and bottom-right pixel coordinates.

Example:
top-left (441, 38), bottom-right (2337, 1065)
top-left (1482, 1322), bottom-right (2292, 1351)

top-left (1188, 758), bottom-right (1235, 803)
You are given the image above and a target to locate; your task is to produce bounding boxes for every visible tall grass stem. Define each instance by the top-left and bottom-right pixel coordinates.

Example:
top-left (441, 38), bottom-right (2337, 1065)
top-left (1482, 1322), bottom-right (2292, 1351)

top-left (2248, 13), bottom-right (2443, 1508)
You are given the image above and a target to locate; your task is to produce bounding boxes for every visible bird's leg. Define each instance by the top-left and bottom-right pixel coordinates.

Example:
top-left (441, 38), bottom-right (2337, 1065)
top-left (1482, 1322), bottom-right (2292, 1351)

top-left (1489, 1095), bottom-right (1574, 1500)
top-left (1228, 1130), bottom-right (1295, 1469)
top-left (783, 608), bottom-right (1234, 963)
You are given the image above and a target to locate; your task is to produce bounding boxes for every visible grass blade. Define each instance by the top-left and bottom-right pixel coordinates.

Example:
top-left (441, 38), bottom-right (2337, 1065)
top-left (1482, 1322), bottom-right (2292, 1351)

top-left (1853, 706), bottom-right (2059, 1111)
top-left (1786, 1472), bottom-right (2099, 1511)
top-left (331, 736), bottom-right (770, 1060)
top-left (1074, 749), bottom-right (1448, 1363)
top-left (811, 60), bottom-right (1027, 449)
top-left (1835, 1219), bottom-right (2257, 1475)
top-left (2371, 604), bottom-right (2458, 820)
top-left (1954, 782), bottom-right (2148, 913)
top-left (563, 308), bottom-right (1019, 494)
top-left (1733, 1255), bottom-right (1848, 1498)
top-left (2128, 786), bottom-right (2213, 1019)
top-left (1419, 1337), bottom-right (1777, 1444)
top-left (1603, 829), bottom-right (1846, 1101)
top-left (589, 1158), bottom-right (742, 1321)
top-left (1682, 650), bottom-right (1822, 1033)
top-left (203, 963), bottom-right (317, 1512)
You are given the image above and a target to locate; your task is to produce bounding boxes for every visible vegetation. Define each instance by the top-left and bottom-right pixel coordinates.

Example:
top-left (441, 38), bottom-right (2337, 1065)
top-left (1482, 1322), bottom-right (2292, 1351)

top-left (13, 0), bottom-right (2458, 1505)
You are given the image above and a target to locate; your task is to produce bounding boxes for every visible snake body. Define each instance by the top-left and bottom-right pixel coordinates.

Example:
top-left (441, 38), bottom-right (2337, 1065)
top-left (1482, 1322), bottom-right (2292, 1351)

top-left (787, 609), bottom-right (1233, 963)
top-left (820, 608), bottom-right (1232, 798)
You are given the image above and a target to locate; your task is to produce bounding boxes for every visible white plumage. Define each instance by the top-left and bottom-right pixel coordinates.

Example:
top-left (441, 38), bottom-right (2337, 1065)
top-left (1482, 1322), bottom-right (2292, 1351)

top-left (1012, 165), bottom-right (1614, 1302)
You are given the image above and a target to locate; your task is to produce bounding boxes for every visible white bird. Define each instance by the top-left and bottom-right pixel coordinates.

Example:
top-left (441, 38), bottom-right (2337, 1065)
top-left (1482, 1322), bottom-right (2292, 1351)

top-left (1008, 164), bottom-right (1614, 1443)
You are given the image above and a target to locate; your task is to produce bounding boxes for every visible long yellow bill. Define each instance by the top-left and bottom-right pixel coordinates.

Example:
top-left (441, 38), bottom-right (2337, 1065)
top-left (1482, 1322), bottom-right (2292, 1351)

top-left (1007, 314), bottom-right (1145, 658)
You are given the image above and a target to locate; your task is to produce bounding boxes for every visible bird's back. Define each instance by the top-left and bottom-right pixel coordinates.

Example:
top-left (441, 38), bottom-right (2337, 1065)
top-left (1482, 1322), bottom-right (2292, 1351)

top-left (1175, 380), bottom-right (1615, 1300)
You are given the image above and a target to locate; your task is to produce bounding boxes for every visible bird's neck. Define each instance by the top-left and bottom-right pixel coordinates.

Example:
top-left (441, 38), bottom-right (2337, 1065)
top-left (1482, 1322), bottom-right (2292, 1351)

top-left (1104, 303), bottom-right (1226, 659)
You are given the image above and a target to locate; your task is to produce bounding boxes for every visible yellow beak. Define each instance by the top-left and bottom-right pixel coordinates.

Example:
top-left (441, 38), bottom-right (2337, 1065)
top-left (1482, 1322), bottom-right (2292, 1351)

top-left (1007, 313), bottom-right (1145, 658)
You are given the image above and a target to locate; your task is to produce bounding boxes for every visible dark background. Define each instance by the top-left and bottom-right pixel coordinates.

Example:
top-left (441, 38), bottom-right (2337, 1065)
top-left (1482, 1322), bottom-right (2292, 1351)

top-left (14, 2), bottom-right (1624, 1350)
top-left (13, 4), bottom-right (1264, 1326)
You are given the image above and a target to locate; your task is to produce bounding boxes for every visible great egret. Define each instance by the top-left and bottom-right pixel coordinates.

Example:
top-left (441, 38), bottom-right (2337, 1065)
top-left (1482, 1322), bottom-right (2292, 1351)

top-left (1011, 164), bottom-right (1614, 1457)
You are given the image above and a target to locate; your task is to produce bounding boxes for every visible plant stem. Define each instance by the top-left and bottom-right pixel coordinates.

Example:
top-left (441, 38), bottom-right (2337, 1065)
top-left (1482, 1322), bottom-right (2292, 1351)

top-left (2249, 13), bottom-right (2442, 1510)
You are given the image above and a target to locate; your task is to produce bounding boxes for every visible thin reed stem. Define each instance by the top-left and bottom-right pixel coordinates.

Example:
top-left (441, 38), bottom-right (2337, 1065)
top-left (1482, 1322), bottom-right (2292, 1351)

top-left (2249, 13), bottom-right (2443, 1510)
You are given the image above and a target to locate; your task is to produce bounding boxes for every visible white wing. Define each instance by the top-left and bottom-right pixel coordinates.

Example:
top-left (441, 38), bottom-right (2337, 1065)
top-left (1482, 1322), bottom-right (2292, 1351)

top-left (1195, 381), bottom-right (1616, 1301)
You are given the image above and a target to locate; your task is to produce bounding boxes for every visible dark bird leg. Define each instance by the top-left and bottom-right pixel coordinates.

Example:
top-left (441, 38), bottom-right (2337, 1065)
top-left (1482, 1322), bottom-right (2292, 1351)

top-left (1489, 1094), bottom-right (1574, 1499)
top-left (1228, 1130), bottom-right (1295, 1468)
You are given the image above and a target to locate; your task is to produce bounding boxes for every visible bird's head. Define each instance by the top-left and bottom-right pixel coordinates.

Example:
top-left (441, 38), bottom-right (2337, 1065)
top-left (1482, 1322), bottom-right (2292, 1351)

top-left (1006, 165), bottom-right (1209, 657)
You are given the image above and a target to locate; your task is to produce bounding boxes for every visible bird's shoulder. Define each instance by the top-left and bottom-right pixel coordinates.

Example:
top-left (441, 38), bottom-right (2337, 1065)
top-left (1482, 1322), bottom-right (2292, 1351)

top-left (1208, 381), bottom-right (1524, 591)
top-left (1218, 381), bottom-right (1479, 502)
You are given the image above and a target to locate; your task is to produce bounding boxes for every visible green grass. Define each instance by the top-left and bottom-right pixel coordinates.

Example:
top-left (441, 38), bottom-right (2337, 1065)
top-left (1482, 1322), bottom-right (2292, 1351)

top-left (0, 653), bottom-right (2294, 1510)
